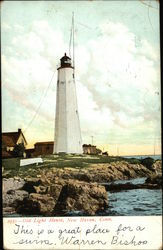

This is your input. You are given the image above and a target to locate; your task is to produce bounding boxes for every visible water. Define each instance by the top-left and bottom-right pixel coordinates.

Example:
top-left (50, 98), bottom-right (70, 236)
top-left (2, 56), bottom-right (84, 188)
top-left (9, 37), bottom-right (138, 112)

top-left (105, 178), bottom-right (162, 216)
top-left (110, 177), bottom-right (146, 185)
top-left (123, 154), bottom-right (161, 161)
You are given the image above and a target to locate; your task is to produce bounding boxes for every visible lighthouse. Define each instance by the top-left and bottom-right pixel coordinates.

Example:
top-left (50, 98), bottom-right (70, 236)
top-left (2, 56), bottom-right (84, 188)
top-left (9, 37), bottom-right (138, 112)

top-left (53, 53), bottom-right (82, 154)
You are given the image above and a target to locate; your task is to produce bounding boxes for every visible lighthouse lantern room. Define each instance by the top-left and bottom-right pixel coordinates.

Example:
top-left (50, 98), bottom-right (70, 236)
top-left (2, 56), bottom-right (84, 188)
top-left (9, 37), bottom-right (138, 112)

top-left (60, 53), bottom-right (72, 68)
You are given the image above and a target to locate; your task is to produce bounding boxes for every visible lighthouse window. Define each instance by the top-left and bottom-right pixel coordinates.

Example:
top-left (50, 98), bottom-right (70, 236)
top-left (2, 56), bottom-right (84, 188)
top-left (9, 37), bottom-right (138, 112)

top-left (61, 81), bottom-right (64, 84)
top-left (65, 60), bottom-right (71, 64)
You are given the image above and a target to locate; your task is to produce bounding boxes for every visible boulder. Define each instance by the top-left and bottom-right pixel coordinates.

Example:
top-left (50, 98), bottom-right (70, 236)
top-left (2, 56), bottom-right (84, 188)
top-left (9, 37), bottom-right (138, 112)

top-left (23, 177), bottom-right (42, 193)
top-left (152, 160), bottom-right (162, 174)
top-left (3, 178), bottom-right (25, 193)
top-left (88, 161), bottom-right (154, 182)
top-left (54, 180), bottom-right (108, 215)
top-left (15, 179), bottom-right (108, 216)
top-left (16, 193), bottom-right (56, 216)
top-left (3, 178), bottom-right (28, 215)
top-left (145, 174), bottom-right (162, 187)
top-left (3, 190), bottom-right (29, 207)
top-left (47, 184), bottom-right (63, 202)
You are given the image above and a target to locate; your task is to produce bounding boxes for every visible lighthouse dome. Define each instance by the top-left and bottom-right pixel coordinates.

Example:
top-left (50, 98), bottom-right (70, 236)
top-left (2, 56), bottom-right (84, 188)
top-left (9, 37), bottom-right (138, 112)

top-left (60, 53), bottom-right (72, 68)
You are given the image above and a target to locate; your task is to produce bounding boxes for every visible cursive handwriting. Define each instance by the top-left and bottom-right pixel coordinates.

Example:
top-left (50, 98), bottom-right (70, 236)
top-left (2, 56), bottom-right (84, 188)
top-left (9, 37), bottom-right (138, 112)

top-left (14, 224), bottom-right (33, 235)
top-left (116, 224), bottom-right (133, 235)
top-left (11, 222), bottom-right (149, 248)
top-left (86, 224), bottom-right (110, 236)
top-left (58, 227), bottom-right (81, 238)
top-left (14, 238), bottom-right (53, 245)
top-left (111, 235), bottom-right (147, 246)
top-left (59, 235), bottom-right (106, 246)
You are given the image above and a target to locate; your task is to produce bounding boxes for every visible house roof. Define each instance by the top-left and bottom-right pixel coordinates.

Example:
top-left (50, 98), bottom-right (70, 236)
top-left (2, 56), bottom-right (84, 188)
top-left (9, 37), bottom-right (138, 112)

top-left (2, 129), bottom-right (27, 147)
top-left (25, 148), bottom-right (35, 153)
top-left (83, 144), bottom-right (96, 148)
top-left (34, 141), bottom-right (54, 146)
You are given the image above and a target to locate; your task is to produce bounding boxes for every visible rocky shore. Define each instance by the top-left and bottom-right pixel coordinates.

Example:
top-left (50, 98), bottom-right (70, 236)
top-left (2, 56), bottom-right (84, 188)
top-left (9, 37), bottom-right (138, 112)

top-left (2, 160), bottom-right (162, 216)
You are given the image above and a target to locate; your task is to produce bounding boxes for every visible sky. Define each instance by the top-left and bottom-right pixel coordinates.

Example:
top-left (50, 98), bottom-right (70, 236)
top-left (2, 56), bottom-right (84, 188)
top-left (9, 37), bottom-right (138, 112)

top-left (1, 0), bottom-right (161, 156)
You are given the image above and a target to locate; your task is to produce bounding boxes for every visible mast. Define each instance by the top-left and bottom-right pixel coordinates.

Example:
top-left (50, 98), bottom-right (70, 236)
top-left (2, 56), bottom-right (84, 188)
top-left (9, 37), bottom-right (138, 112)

top-left (69, 13), bottom-right (73, 58)
top-left (91, 135), bottom-right (94, 145)
top-left (72, 12), bottom-right (75, 78)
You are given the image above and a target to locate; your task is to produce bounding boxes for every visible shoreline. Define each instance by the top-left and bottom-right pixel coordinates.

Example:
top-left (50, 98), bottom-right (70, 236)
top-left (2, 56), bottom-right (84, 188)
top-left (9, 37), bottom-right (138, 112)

top-left (2, 158), bottom-right (162, 217)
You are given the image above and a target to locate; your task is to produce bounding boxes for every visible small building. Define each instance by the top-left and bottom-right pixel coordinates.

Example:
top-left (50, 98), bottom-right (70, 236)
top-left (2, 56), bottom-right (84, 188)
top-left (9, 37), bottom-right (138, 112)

top-left (102, 151), bottom-right (108, 156)
top-left (83, 144), bottom-right (97, 155)
top-left (2, 128), bottom-right (27, 158)
top-left (2, 150), bottom-right (13, 159)
top-left (25, 148), bottom-right (35, 158)
top-left (33, 141), bottom-right (54, 156)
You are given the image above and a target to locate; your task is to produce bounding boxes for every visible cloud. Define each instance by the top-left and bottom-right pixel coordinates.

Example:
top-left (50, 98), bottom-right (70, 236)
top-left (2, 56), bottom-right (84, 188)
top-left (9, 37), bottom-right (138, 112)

top-left (2, 19), bottom-right (161, 145)
top-left (75, 21), bottom-right (160, 130)
top-left (1, 22), bottom-right (11, 30)
top-left (2, 21), bottom-right (63, 122)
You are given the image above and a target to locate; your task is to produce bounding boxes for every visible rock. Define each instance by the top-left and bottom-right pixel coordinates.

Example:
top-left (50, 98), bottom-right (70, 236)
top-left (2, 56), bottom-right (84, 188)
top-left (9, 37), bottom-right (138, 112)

top-left (16, 193), bottom-right (56, 216)
top-left (47, 184), bottom-right (63, 202)
top-left (3, 189), bottom-right (29, 215)
top-left (70, 172), bottom-right (91, 182)
top-left (36, 161), bottom-right (159, 185)
top-left (145, 174), bottom-right (162, 186)
top-left (3, 177), bottom-right (29, 215)
top-left (16, 179), bottom-right (108, 216)
top-left (7, 190), bottom-right (15, 195)
top-left (34, 185), bottom-right (48, 194)
top-left (54, 181), bottom-right (108, 216)
top-left (22, 177), bottom-right (42, 193)
top-left (152, 161), bottom-right (162, 174)
top-left (3, 178), bottom-right (25, 193)
top-left (14, 176), bottom-right (22, 181)
top-left (87, 161), bottom-right (154, 182)
top-left (104, 177), bottom-right (162, 192)
top-left (3, 207), bottom-right (15, 214)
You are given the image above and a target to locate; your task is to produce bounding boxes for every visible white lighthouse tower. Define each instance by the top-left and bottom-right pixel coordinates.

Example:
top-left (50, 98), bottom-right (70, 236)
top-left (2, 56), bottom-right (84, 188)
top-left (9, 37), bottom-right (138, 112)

top-left (53, 53), bottom-right (82, 154)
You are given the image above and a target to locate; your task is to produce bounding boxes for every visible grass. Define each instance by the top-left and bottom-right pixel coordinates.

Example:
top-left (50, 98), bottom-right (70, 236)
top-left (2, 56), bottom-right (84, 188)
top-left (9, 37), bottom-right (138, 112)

top-left (2, 154), bottom-right (142, 178)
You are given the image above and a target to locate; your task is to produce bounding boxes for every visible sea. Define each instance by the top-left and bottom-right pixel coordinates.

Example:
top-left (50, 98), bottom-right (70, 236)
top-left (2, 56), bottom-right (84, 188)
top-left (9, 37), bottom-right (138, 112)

top-left (104, 178), bottom-right (162, 216)
top-left (122, 154), bottom-right (161, 161)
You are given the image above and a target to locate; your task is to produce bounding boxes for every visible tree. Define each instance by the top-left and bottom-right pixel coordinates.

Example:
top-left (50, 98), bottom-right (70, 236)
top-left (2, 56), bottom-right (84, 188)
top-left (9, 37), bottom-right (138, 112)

top-left (12, 143), bottom-right (25, 157)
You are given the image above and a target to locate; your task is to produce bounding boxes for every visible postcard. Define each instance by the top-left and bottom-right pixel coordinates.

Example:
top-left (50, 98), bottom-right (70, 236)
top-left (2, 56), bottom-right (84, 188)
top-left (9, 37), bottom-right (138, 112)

top-left (1, 0), bottom-right (162, 249)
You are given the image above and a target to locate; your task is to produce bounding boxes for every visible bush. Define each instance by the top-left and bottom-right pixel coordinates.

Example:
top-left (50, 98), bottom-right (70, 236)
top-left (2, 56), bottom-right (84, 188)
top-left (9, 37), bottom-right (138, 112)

top-left (141, 157), bottom-right (154, 170)
top-left (126, 158), bottom-right (141, 165)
